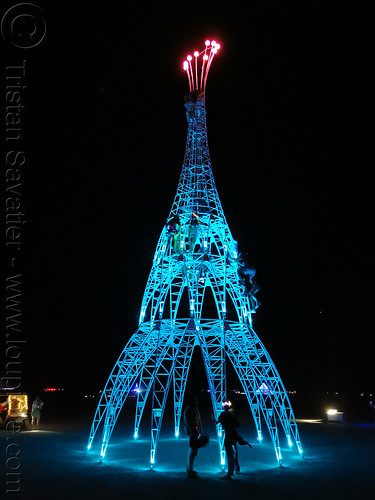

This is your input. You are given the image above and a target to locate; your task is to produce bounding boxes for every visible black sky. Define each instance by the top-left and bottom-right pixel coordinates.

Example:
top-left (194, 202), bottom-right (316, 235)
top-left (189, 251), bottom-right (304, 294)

top-left (2, 1), bottom-right (374, 397)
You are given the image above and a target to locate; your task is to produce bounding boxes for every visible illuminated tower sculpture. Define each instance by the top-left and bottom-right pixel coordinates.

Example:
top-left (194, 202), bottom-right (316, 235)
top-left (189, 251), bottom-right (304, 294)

top-left (87, 40), bottom-right (303, 467)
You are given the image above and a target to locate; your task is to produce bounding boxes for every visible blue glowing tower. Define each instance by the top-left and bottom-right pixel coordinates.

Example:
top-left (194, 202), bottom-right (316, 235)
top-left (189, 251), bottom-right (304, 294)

top-left (88, 40), bottom-right (303, 467)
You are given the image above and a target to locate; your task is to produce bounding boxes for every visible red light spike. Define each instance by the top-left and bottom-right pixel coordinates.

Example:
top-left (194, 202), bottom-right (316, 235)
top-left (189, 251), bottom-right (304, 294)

top-left (202, 48), bottom-right (213, 93)
top-left (200, 46), bottom-right (209, 91)
top-left (188, 59), bottom-right (194, 90)
top-left (184, 60), bottom-right (192, 90)
top-left (194, 51), bottom-right (199, 90)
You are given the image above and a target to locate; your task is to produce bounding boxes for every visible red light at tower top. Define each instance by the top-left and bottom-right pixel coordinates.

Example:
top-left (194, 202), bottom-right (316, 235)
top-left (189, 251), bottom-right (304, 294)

top-left (182, 39), bottom-right (221, 94)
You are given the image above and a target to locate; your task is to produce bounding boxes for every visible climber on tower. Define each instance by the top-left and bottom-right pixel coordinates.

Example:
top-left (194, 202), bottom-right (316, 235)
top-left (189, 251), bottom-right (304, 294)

top-left (166, 214), bottom-right (182, 254)
top-left (188, 212), bottom-right (207, 253)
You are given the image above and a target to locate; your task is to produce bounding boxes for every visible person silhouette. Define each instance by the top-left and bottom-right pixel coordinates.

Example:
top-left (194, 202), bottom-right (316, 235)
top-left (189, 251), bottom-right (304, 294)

top-left (214, 400), bottom-right (252, 480)
top-left (31, 396), bottom-right (44, 428)
top-left (183, 394), bottom-right (202, 478)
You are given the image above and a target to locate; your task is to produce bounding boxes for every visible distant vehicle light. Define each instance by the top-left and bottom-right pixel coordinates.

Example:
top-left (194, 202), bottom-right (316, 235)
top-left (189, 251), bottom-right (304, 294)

top-left (327, 409), bottom-right (338, 415)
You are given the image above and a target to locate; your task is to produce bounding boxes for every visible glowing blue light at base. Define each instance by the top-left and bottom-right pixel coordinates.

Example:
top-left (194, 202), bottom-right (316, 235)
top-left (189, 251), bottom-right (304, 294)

top-left (175, 428), bottom-right (179, 438)
top-left (276, 447), bottom-right (282, 464)
top-left (257, 431), bottom-right (263, 442)
top-left (134, 429), bottom-right (138, 439)
top-left (287, 435), bottom-right (292, 447)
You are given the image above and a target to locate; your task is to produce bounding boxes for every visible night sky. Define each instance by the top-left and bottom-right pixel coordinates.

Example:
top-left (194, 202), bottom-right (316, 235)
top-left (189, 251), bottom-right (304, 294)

top-left (2, 1), bottom-right (374, 399)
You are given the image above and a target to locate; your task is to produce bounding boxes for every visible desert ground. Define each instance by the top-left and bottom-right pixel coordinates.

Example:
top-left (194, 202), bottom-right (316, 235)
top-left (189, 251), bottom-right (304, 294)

top-left (2, 401), bottom-right (375, 500)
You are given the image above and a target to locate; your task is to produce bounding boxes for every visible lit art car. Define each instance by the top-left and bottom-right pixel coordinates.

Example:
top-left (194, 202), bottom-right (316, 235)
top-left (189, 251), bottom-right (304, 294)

top-left (0, 394), bottom-right (30, 430)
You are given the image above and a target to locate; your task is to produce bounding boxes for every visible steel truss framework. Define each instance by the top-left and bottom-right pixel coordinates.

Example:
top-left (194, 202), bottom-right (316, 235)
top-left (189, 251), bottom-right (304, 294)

top-left (88, 74), bottom-right (303, 468)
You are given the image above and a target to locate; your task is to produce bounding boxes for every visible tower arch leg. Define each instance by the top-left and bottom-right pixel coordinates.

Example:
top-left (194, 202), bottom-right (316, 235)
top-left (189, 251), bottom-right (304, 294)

top-left (197, 322), bottom-right (226, 468)
top-left (99, 328), bottom-right (160, 460)
top-left (87, 325), bottom-right (158, 454)
top-left (224, 322), bottom-right (299, 465)
top-left (133, 330), bottom-right (180, 439)
top-left (149, 320), bottom-right (190, 467)
top-left (172, 326), bottom-right (197, 437)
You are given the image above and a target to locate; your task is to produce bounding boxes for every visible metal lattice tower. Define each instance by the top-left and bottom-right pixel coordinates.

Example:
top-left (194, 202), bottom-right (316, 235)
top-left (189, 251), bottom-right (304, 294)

top-left (87, 39), bottom-right (303, 467)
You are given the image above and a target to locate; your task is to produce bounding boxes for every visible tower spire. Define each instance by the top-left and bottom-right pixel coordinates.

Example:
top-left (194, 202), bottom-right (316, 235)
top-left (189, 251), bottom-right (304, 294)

top-left (170, 40), bottom-right (226, 228)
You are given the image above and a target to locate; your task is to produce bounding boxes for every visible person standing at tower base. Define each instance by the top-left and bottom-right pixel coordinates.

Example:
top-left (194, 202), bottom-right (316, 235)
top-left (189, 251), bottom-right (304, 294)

top-left (183, 394), bottom-right (202, 478)
top-left (31, 396), bottom-right (44, 428)
top-left (214, 400), bottom-right (252, 480)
